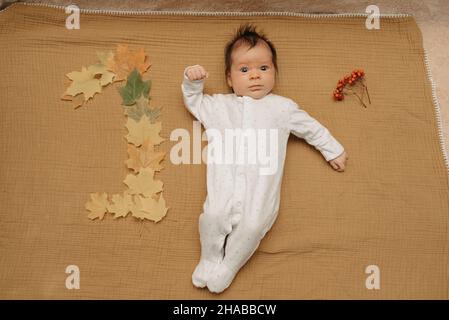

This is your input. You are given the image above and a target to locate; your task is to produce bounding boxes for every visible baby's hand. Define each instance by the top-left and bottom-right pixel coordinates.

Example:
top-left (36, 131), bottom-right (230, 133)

top-left (329, 151), bottom-right (348, 172)
top-left (186, 65), bottom-right (209, 81)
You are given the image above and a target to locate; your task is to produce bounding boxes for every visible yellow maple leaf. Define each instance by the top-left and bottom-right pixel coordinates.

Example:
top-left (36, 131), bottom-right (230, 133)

top-left (130, 195), bottom-right (151, 220)
top-left (107, 192), bottom-right (134, 219)
top-left (125, 139), bottom-right (165, 173)
top-left (107, 44), bottom-right (151, 82)
top-left (131, 194), bottom-right (169, 222)
top-left (140, 193), bottom-right (169, 222)
top-left (65, 66), bottom-right (103, 101)
top-left (123, 167), bottom-right (163, 197)
top-left (63, 59), bottom-right (115, 104)
top-left (125, 115), bottom-right (164, 147)
top-left (88, 63), bottom-right (116, 86)
top-left (85, 192), bottom-right (109, 220)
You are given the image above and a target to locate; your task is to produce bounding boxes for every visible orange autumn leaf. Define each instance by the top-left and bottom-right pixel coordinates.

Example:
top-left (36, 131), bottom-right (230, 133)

top-left (125, 139), bottom-right (165, 173)
top-left (107, 44), bottom-right (151, 82)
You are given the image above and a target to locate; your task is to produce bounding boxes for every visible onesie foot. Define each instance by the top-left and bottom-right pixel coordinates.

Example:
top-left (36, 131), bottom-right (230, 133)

top-left (192, 259), bottom-right (220, 288)
top-left (206, 263), bottom-right (237, 293)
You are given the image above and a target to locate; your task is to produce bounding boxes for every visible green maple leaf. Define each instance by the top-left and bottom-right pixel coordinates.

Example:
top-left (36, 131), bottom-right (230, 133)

top-left (119, 68), bottom-right (151, 106)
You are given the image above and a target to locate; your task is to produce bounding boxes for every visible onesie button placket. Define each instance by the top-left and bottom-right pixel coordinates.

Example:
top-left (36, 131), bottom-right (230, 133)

top-left (232, 97), bottom-right (248, 216)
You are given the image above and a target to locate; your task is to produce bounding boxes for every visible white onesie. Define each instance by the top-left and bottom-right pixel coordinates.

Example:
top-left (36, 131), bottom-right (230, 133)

top-left (181, 67), bottom-right (345, 293)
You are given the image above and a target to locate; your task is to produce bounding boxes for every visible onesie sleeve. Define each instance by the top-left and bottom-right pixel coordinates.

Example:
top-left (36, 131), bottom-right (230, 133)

top-left (181, 66), bottom-right (216, 128)
top-left (287, 100), bottom-right (345, 161)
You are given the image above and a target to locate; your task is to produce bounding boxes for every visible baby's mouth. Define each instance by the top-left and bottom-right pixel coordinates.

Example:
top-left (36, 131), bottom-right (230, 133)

top-left (249, 85), bottom-right (263, 91)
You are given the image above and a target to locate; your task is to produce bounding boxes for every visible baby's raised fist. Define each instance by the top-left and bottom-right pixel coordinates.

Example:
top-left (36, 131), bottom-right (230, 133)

top-left (186, 65), bottom-right (209, 81)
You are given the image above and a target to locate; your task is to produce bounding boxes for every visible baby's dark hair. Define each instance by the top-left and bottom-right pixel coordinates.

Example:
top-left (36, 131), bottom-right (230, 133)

top-left (224, 23), bottom-right (278, 77)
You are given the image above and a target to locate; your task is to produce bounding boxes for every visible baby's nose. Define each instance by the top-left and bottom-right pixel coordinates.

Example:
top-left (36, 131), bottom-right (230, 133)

top-left (249, 71), bottom-right (260, 79)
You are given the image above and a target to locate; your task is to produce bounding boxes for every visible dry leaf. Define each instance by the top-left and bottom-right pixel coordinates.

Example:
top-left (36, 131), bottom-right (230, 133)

top-left (119, 69), bottom-right (151, 106)
top-left (107, 44), bottom-right (151, 82)
top-left (88, 63), bottom-right (116, 86)
top-left (141, 193), bottom-right (169, 222)
top-left (125, 139), bottom-right (165, 173)
top-left (85, 192), bottom-right (109, 220)
top-left (124, 95), bottom-right (161, 122)
top-left (129, 195), bottom-right (148, 220)
top-left (96, 50), bottom-right (114, 66)
top-left (63, 51), bottom-right (116, 108)
top-left (123, 167), bottom-right (163, 197)
top-left (125, 115), bottom-right (164, 147)
top-left (65, 66), bottom-right (103, 101)
top-left (107, 192), bottom-right (134, 219)
top-left (131, 194), bottom-right (169, 222)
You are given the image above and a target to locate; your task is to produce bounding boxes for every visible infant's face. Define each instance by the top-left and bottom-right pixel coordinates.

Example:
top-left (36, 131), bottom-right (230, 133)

top-left (227, 41), bottom-right (275, 100)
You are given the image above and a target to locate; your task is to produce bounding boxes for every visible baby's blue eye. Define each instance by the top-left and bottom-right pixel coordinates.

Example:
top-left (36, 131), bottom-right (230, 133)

top-left (261, 65), bottom-right (269, 71)
top-left (240, 67), bottom-right (248, 73)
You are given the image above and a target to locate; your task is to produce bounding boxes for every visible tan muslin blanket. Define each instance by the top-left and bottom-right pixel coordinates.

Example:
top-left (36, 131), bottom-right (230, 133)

top-left (0, 3), bottom-right (448, 299)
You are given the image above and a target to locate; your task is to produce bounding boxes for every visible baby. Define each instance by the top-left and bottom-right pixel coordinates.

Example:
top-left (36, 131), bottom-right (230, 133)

top-left (181, 24), bottom-right (348, 293)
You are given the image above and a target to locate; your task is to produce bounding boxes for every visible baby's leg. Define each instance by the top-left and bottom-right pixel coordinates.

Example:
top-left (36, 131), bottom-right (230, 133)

top-left (192, 212), bottom-right (233, 288)
top-left (206, 216), bottom-right (271, 293)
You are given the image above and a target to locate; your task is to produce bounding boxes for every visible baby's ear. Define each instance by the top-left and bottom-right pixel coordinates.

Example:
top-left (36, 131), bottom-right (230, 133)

top-left (226, 73), bottom-right (233, 88)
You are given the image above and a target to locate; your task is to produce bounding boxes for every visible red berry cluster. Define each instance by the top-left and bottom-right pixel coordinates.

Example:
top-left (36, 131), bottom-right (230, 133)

top-left (333, 69), bottom-right (365, 101)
